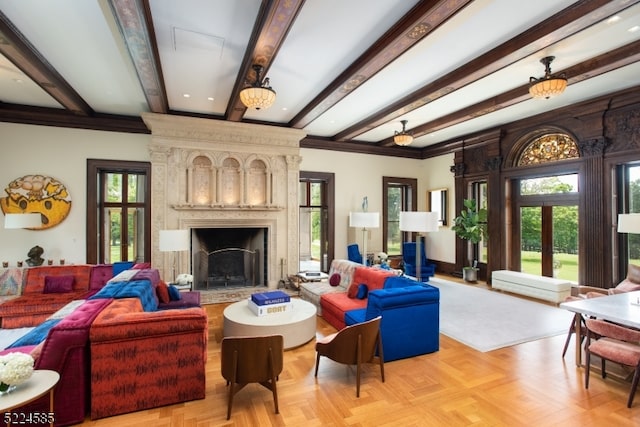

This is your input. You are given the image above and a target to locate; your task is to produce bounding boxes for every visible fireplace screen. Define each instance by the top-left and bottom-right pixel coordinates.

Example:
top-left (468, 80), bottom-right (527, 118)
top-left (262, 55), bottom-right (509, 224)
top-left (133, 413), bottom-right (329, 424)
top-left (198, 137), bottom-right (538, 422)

top-left (192, 227), bottom-right (267, 289)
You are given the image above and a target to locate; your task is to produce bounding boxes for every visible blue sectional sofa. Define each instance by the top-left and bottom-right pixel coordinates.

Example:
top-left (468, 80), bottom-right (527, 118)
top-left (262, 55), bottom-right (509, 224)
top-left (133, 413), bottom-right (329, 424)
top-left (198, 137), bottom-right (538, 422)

top-left (344, 282), bottom-right (440, 361)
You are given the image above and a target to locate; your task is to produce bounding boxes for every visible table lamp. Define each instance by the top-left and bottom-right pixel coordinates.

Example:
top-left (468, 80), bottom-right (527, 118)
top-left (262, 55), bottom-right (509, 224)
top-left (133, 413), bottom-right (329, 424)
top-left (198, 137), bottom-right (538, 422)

top-left (399, 211), bottom-right (439, 282)
top-left (159, 229), bottom-right (190, 283)
top-left (349, 212), bottom-right (380, 266)
top-left (618, 213), bottom-right (640, 234)
top-left (4, 213), bottom-right (42, 229)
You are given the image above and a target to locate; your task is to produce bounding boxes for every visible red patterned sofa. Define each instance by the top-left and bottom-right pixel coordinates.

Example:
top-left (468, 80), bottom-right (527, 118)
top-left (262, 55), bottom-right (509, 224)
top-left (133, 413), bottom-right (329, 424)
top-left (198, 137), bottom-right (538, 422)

top-left (89, 297), bottom-right (208, 420)
top-left (0, 298), bottom-right (113, 426)
top-left (0, 265), bottom-right (99, 328)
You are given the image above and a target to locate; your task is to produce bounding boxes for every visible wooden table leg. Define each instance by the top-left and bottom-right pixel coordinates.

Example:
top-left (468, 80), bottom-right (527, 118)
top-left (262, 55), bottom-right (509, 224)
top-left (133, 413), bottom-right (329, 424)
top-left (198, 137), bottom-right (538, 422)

top-left (49, 388), bottom-right (54, 427)
top-left (574, 314), bottom-right (582, 367)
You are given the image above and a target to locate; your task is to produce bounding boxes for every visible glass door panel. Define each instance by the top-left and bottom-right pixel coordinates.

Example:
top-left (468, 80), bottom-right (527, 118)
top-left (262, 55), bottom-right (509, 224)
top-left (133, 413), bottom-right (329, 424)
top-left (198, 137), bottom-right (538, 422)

top-left (552, 205), bottom-right (578, 281)
top-left (520, 206), bottom-right (542, 275)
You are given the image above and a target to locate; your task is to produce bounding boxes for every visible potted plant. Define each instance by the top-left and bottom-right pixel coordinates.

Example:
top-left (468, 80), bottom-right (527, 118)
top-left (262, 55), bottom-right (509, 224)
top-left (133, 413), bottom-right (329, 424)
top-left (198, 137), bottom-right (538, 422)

top-left (451, 199), bottom-right (488, 282)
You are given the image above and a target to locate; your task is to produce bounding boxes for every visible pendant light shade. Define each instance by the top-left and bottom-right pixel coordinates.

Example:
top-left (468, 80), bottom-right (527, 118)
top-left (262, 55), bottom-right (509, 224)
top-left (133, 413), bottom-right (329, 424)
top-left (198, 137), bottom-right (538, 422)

top-left (394, 120), bottom-right (413, 146)
top-left (529, 56), bottom-right (567, 99)
top-left (240, 64), bottom-right (276, 110)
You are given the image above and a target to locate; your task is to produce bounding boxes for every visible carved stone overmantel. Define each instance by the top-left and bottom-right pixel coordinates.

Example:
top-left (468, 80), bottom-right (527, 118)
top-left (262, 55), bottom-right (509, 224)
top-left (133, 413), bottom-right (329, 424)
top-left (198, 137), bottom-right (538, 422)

top-left (142, 113), bottom-right (306, 288)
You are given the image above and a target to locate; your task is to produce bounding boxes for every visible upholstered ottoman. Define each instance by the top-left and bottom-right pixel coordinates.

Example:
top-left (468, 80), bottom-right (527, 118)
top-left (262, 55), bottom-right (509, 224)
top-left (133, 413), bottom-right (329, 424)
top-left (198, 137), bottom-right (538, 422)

top-left (492, 270), bottom-right (571, 303)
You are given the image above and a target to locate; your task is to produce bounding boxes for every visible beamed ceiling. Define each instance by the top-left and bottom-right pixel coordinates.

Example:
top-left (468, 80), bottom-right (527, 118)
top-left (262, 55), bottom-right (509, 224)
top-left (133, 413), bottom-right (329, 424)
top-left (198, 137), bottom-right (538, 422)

top-left (1, 0), bottom-right (639, 158)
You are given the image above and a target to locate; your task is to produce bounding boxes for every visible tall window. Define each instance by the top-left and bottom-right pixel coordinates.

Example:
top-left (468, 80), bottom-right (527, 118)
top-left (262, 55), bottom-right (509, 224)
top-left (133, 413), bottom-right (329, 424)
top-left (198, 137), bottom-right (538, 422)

top-left (299, 171), bottom-right (334, 272)
top-left (471, 182), bottom-right (488, 263)
top-left (383, 177), bottom-right (417, 256)
top-left (618, 163), bottom-right (640, 270)
top-left (508, 132), bottom-right (580, 281)
top-left (87, 160), bottom-right (151, 264)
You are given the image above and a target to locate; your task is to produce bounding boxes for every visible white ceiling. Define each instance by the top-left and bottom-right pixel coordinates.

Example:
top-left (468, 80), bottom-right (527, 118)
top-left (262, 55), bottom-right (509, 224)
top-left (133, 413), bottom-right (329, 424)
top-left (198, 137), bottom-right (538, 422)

top-left (0, 0), bottom-right (639, 152)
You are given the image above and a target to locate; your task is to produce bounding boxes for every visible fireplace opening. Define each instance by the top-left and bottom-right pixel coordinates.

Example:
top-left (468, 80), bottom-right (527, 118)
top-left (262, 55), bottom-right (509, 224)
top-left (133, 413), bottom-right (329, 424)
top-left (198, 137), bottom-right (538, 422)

top-left (192, 227), bottom-right (267, 290)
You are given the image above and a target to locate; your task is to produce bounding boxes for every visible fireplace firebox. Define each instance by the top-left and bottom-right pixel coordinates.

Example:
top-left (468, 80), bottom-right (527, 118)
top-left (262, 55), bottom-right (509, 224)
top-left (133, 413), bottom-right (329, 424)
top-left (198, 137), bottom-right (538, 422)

top-left (192, 228), bottom-right (267, 289)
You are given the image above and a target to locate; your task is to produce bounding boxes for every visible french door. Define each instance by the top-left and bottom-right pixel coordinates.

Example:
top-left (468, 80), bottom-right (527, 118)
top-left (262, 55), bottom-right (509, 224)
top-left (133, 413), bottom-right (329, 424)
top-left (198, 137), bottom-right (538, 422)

top-left (513, 175), bottom-right (579, 282)
top-left (299, 172), bottom-right (334, 272)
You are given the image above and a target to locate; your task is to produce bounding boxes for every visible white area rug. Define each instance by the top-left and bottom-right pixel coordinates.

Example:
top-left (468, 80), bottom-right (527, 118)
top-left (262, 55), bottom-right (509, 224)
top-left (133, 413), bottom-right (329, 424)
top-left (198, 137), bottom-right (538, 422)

top-left (429, 277), bottom-right (573, 352)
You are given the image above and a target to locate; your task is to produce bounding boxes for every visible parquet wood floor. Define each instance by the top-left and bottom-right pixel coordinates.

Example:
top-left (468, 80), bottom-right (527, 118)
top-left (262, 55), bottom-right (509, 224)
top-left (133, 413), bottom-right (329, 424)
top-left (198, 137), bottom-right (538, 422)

top-left (80, 276), bottom-right (640, 426)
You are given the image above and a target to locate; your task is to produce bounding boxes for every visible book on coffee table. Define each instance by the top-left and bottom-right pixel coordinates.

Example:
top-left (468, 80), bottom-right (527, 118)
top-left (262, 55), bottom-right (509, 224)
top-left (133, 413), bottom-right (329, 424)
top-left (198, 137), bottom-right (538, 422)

top-left (251, 290), bottom-right (290, 306)
top-left (247, 299), bottom-right (292, 316)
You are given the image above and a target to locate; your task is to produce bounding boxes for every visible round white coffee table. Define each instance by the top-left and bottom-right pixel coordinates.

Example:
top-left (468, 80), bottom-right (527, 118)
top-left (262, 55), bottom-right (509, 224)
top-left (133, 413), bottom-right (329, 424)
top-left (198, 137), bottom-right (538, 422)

top-left (223, 298), bottom-right (317, 349)
top-left (0, 369), bottom-right (60, 426)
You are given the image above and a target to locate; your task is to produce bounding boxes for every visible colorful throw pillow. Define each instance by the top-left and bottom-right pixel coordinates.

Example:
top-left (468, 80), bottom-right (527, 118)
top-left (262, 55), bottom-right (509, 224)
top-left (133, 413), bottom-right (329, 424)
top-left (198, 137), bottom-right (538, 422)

top-left (329, 273), bottom-right (341, 287)
top-left (43, 275), bottom-right (74, 293)
top-left (356, 284), bottom-right (368, 299)
top-left (133, 262), bottom-right (151, 269)
top-left (347, 283), bottom-right (359, 299)
top-left (168, 285), bottom-right (182, 301)
top-left (156, 280), bottom-right (170, 304)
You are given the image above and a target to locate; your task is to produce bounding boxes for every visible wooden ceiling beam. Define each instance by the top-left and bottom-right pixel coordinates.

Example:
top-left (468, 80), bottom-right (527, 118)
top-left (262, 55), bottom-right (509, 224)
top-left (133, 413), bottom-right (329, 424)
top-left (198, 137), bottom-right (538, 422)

top-left (0, 10), bottom-right (92, 116)
top-left (289, 0), bottom-right (474, 130)
top-left (108, 0), bottom-right (168, 114)
top-left (226, 0), bottom-right (305, 121)
top-left (378, 39), bottom-right (640, 146)
top-left (0, 102), bottom-right (147, 133)
top-left (336, 0), bottom-right (631, 143)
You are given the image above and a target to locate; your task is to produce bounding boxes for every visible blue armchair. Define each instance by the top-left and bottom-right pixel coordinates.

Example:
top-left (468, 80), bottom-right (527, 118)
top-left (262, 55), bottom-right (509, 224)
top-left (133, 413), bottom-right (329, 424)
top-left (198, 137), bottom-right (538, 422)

top-left (344, 283), bottom-right (440, 361)
top-left (402, 241), bottom-right (436, 281)
top-left (347, 243), bottom-right (363, 264)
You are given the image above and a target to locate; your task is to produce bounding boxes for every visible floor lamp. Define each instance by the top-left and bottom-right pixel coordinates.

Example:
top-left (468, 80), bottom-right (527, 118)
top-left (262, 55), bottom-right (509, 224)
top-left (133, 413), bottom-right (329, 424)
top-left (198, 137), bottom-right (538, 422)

top-left (349, 212), bottom-right (380, 266)
top-left (399, 211), bottom-right (439, 282)
top-left (159, 229), bottom-right (190, 283)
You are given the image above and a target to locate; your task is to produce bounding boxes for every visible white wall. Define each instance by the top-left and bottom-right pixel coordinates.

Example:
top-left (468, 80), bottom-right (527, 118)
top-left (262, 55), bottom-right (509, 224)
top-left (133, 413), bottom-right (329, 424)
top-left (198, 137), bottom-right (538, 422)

top-left (0, 122), bottom-right (150, 266)
top-left (0, 122), bottom-right (457, 268)
top-left (300, 148), bottom-right (456, 263)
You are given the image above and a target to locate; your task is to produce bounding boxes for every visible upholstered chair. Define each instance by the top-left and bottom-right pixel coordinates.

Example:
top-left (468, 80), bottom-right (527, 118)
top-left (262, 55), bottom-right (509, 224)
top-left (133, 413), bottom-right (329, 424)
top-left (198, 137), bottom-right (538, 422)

top-left (314, 316), bottom-right (384, 397)
top-left (585, 318), bottom-right (640, 408)
top-left (347, 243), bottom-right (363, 264)
top-left (562, 264), bottom-right (640, 357)
top-left (221, 335), bottom-right (284, 420)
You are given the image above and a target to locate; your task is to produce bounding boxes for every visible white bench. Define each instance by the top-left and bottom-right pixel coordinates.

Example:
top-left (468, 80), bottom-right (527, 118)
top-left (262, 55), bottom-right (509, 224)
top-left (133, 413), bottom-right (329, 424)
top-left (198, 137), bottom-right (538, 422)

top-left (492, 270), bottom-right (571, 303)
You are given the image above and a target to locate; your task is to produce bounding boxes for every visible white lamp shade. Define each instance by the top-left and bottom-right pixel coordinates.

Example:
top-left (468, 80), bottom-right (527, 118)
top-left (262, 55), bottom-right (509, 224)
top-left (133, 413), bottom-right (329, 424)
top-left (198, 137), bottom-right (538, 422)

top-left (399, 211), bottom-right (439, 232)
top-left (4, 213), bottom-right (42, 229)
top-left (618, 213), bottom-right (640, 234)
top-left (159, 229), bottom-right (190, 251)
top-left (349, 212), bottom-right (380, 228)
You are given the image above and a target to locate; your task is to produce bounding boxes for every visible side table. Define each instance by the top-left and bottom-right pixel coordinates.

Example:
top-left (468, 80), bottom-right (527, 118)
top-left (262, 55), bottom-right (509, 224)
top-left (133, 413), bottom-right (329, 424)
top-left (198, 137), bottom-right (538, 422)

top-left (0, 370), bottom-right (60, 427)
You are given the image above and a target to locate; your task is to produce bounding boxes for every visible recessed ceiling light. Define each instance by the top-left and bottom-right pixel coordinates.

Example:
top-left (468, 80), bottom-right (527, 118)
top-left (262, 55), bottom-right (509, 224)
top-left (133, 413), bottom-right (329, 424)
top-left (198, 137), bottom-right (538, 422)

top-left (207, 97), bottom-right (214, 101)
top-left (183, 93), bottom-right (190, 98)
top-left (13, 79), bottom-right (23, 84)
top-left (629, 25), bottom-right (640, 33)
top-left (281, 107), bottom-right (288, 111)
top-left (607, 15), bottom-right (621, 24)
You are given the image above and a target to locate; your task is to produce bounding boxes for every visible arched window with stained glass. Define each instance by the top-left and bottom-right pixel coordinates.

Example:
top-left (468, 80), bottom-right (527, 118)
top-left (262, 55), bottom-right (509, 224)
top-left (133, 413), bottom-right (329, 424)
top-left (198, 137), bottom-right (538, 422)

top-left (517, 133), bottom-right (579, 166)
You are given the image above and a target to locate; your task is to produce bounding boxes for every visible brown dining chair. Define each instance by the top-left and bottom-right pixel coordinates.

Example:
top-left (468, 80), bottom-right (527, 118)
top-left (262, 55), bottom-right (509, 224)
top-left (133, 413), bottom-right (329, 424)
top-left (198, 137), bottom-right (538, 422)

top-left (221, 334), bottom-right (284, 420)
top-left (585, 318), bottom-right (640, 408)
top-left (314, 316), bottom-right (384, 397)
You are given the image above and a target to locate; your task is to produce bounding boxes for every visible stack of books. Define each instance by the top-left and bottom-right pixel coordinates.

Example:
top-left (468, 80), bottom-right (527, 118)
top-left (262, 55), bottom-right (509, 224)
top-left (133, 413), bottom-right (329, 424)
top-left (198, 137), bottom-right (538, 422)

top-left (248, 290), bottom-right (292, 316)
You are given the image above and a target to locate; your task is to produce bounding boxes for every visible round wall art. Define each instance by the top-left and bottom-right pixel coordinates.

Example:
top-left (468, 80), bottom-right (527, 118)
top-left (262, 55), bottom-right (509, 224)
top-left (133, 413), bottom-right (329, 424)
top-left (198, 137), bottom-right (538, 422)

top-left (0, 175), bottom-right (72, 230)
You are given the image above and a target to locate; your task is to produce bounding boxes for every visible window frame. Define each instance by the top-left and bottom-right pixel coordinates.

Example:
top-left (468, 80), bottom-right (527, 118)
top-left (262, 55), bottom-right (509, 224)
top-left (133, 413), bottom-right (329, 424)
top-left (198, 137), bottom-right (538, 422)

top-left (86, 159), bottom-right (151, 264)
top-left (382, 176), bottom-right (417, 256)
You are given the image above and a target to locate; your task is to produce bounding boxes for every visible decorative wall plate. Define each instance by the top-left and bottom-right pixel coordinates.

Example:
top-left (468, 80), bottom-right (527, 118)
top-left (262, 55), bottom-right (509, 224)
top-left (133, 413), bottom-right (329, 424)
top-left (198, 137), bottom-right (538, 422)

top-left (0, 175), bottom-right (72, 229)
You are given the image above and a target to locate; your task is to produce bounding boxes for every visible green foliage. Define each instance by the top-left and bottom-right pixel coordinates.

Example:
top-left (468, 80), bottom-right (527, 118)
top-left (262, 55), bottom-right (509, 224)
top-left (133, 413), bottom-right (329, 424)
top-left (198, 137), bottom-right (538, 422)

top-left (451, 199), bottom-right (488, 244)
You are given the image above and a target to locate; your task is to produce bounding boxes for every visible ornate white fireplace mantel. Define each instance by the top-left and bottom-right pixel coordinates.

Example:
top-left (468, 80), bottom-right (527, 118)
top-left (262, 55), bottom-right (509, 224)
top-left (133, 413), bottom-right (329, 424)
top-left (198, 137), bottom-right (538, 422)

top-left (142, 113), bottom-right (306, 288)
